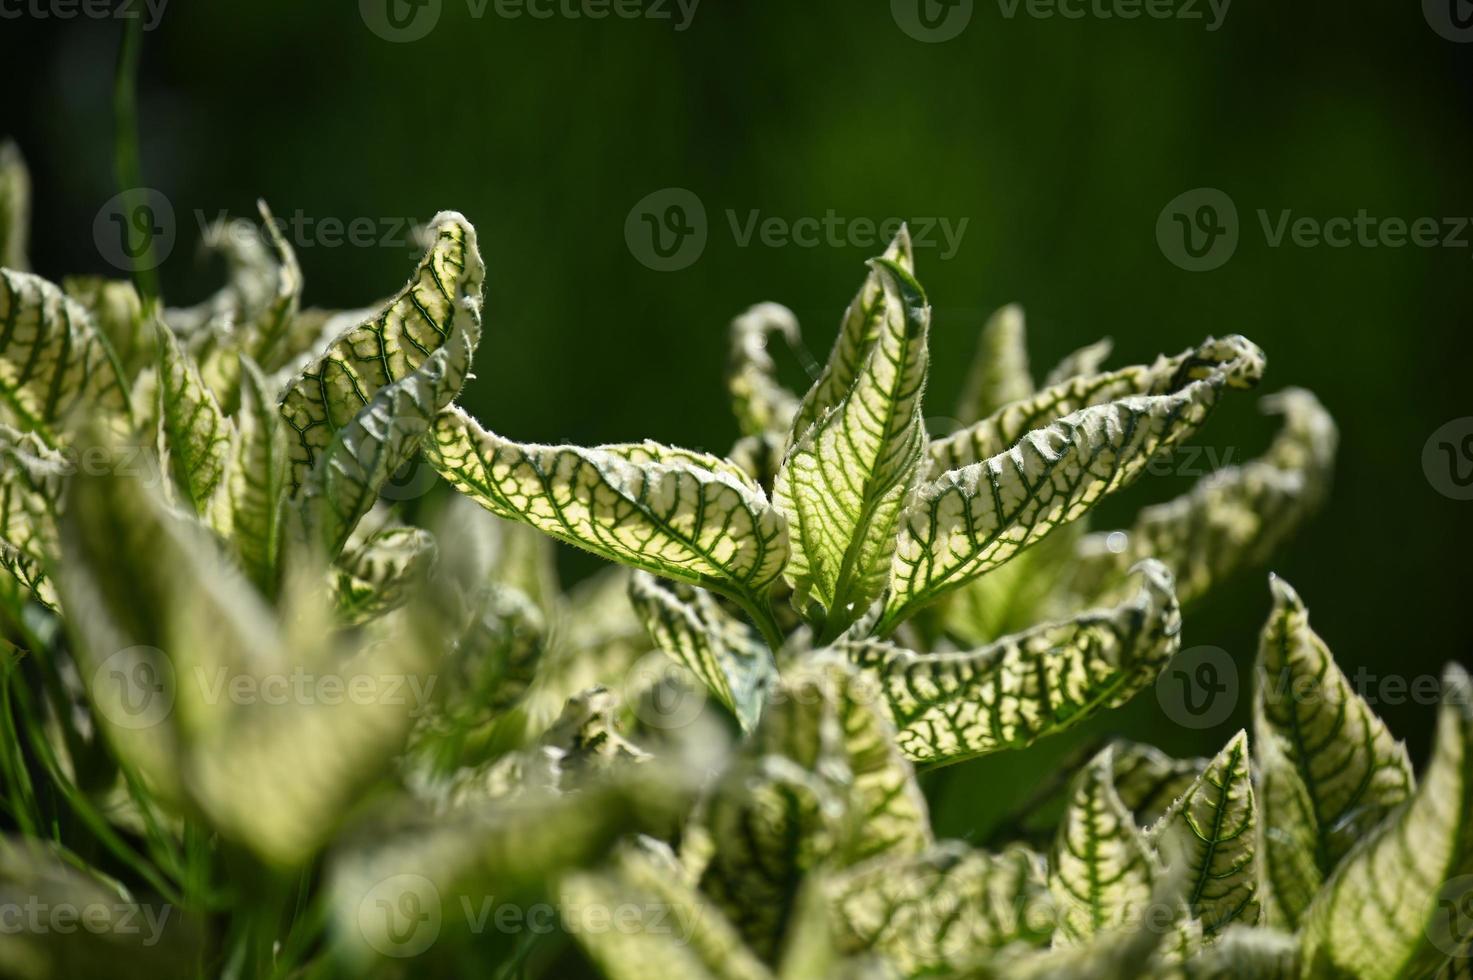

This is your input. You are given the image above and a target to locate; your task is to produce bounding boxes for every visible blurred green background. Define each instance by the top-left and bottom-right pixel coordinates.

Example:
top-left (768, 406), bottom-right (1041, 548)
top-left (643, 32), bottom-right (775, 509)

top-left (2, 1), bottom-right (1469, 839)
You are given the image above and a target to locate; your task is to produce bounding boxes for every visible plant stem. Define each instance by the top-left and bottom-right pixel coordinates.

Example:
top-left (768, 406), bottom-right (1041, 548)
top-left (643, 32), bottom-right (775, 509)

top-left (113, 17), bottom-right (159, 305)
top-left (739, 595), bottom-right (786, 653)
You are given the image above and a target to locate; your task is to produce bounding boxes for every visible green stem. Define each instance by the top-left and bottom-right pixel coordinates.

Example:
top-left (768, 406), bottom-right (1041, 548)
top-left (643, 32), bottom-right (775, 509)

top-left (738, 594), bottom-right (786, 654)
top-left (113, 17), bottom-right (159, 305)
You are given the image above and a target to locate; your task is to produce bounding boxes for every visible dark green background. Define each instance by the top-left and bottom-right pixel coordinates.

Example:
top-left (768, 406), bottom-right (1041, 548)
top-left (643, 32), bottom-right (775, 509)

top-left (3, 1), bottom-right (1469, 836)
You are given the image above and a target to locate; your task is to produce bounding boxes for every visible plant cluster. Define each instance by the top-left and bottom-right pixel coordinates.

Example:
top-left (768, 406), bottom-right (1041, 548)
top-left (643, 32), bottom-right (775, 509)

top-left (1, 139), bottom-right (1468, 979)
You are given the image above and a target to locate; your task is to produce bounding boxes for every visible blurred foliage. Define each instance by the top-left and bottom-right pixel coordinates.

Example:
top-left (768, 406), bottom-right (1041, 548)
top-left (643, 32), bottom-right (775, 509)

top-left (1, 0), bottom-right (1469, 843)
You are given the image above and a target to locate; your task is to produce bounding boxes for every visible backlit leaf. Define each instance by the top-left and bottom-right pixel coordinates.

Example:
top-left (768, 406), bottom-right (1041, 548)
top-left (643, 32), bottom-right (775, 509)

top-left (842, 561), bottom-right (1180, 767)
top-left (154, 322), bottom-right (230, 514)
top-left (1299, 665), bottom-right (1473, 979)
top-left (928, 335), bottom-right (1264, 474)
top-left (1050, 744), bottom-right (1163, 945)
top-left (1111, 741), bottom-right (1205, 828)
top-left (293, 282), bottom-right (480, 561)
top-left (427, 408), bottom-right (789, 629)
top-left (788, 227), bottom-right (914, 441)
top-left (279, 212), bottom-right (484, 491)
top-left (217, 356), bottom-right (287, 594)
top-left (63, 277), bottom-right (151, 381)
top-left (0, 269), bottom-right (131, 442)
top-left (773, 257), bottom-right (929, 636)
top-left (1149, 729), bottom-right (1259, 936)
top-left (882, 336), bottom-right (1263, 630)
top-left (1252, 575), bottom-right (1413, 929)
top-left (826, 841), bottom-right (1053, 975)
top-left (628, 571), bottom-right (776, 731)
top-left (332, 523), bottom-right (437, 626)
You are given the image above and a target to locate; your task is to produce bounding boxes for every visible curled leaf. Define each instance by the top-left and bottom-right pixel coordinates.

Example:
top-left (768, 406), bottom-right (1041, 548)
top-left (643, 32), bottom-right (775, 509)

top-left (882, 336), bottom-right (1263, 630)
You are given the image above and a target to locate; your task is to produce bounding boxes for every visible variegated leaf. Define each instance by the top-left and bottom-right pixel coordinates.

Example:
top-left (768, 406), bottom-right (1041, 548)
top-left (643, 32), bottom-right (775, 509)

top-left (1299, 665), bottom-right (1473, 980)
top-left (729, 301), bottom-right (801, 439)
top-left (697, 754), bottom-right (848, 962)
top-left (155, 322), bottom-right (230, 514)
top-left (0, 140), bottom-right (29, 271)
top-left (1253, 575), bottom-right (1413, 929)
top-left (881, 336), bottom-right (1264, 631)
top-left (561, 843), bottom-right (775, 980)
top-left (0, 422), bottom-right (64, 568)
top-left (744, 661), bottom-right (932, 865)
top-left (841, 561), bottom-right (1180, 767)
top-left (826, 841), bottom-right (1053, 975)
top-left (929, 334), bottom-right (1264, 474)
top-left (64, 277), bottom-right (151, 381)
top-left (1149, 729), bottom-right (1259, 937)
top-left (1064, 389), bottom-right (1336, 607)
top-left (692, 660), bottom-right (932, 963)
top-left (1050, 745), bottom-right (1164, 945)
top-left (427, 408), bottom-right (789, 639)
top-left (57, 458), bottom-right (435, 865)
top-left (332, 523), bottom-right (437, 626)
top-left (218, 356), bottom-right (287, 594)
top-left (1111, 741), bottom-right (1206, 828)
top-left (773, 258), bottom-right (929, 636)
top-left (294, 285), bottom-right (480, 561)
top-left (629, 571), bottom-right (776, 731)
top-left (280, 211), bottom-right (484, 491)
top-left (0, 543), bottom-right (54, 611)
top-left (955, 303), bottom-right (1032, 423)
top-left (0, 269), bottom-right (131, 442)
top-left (0, 422), bottom-right (64, 609)
top-left (788, 227), bottom-right (914, 441)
